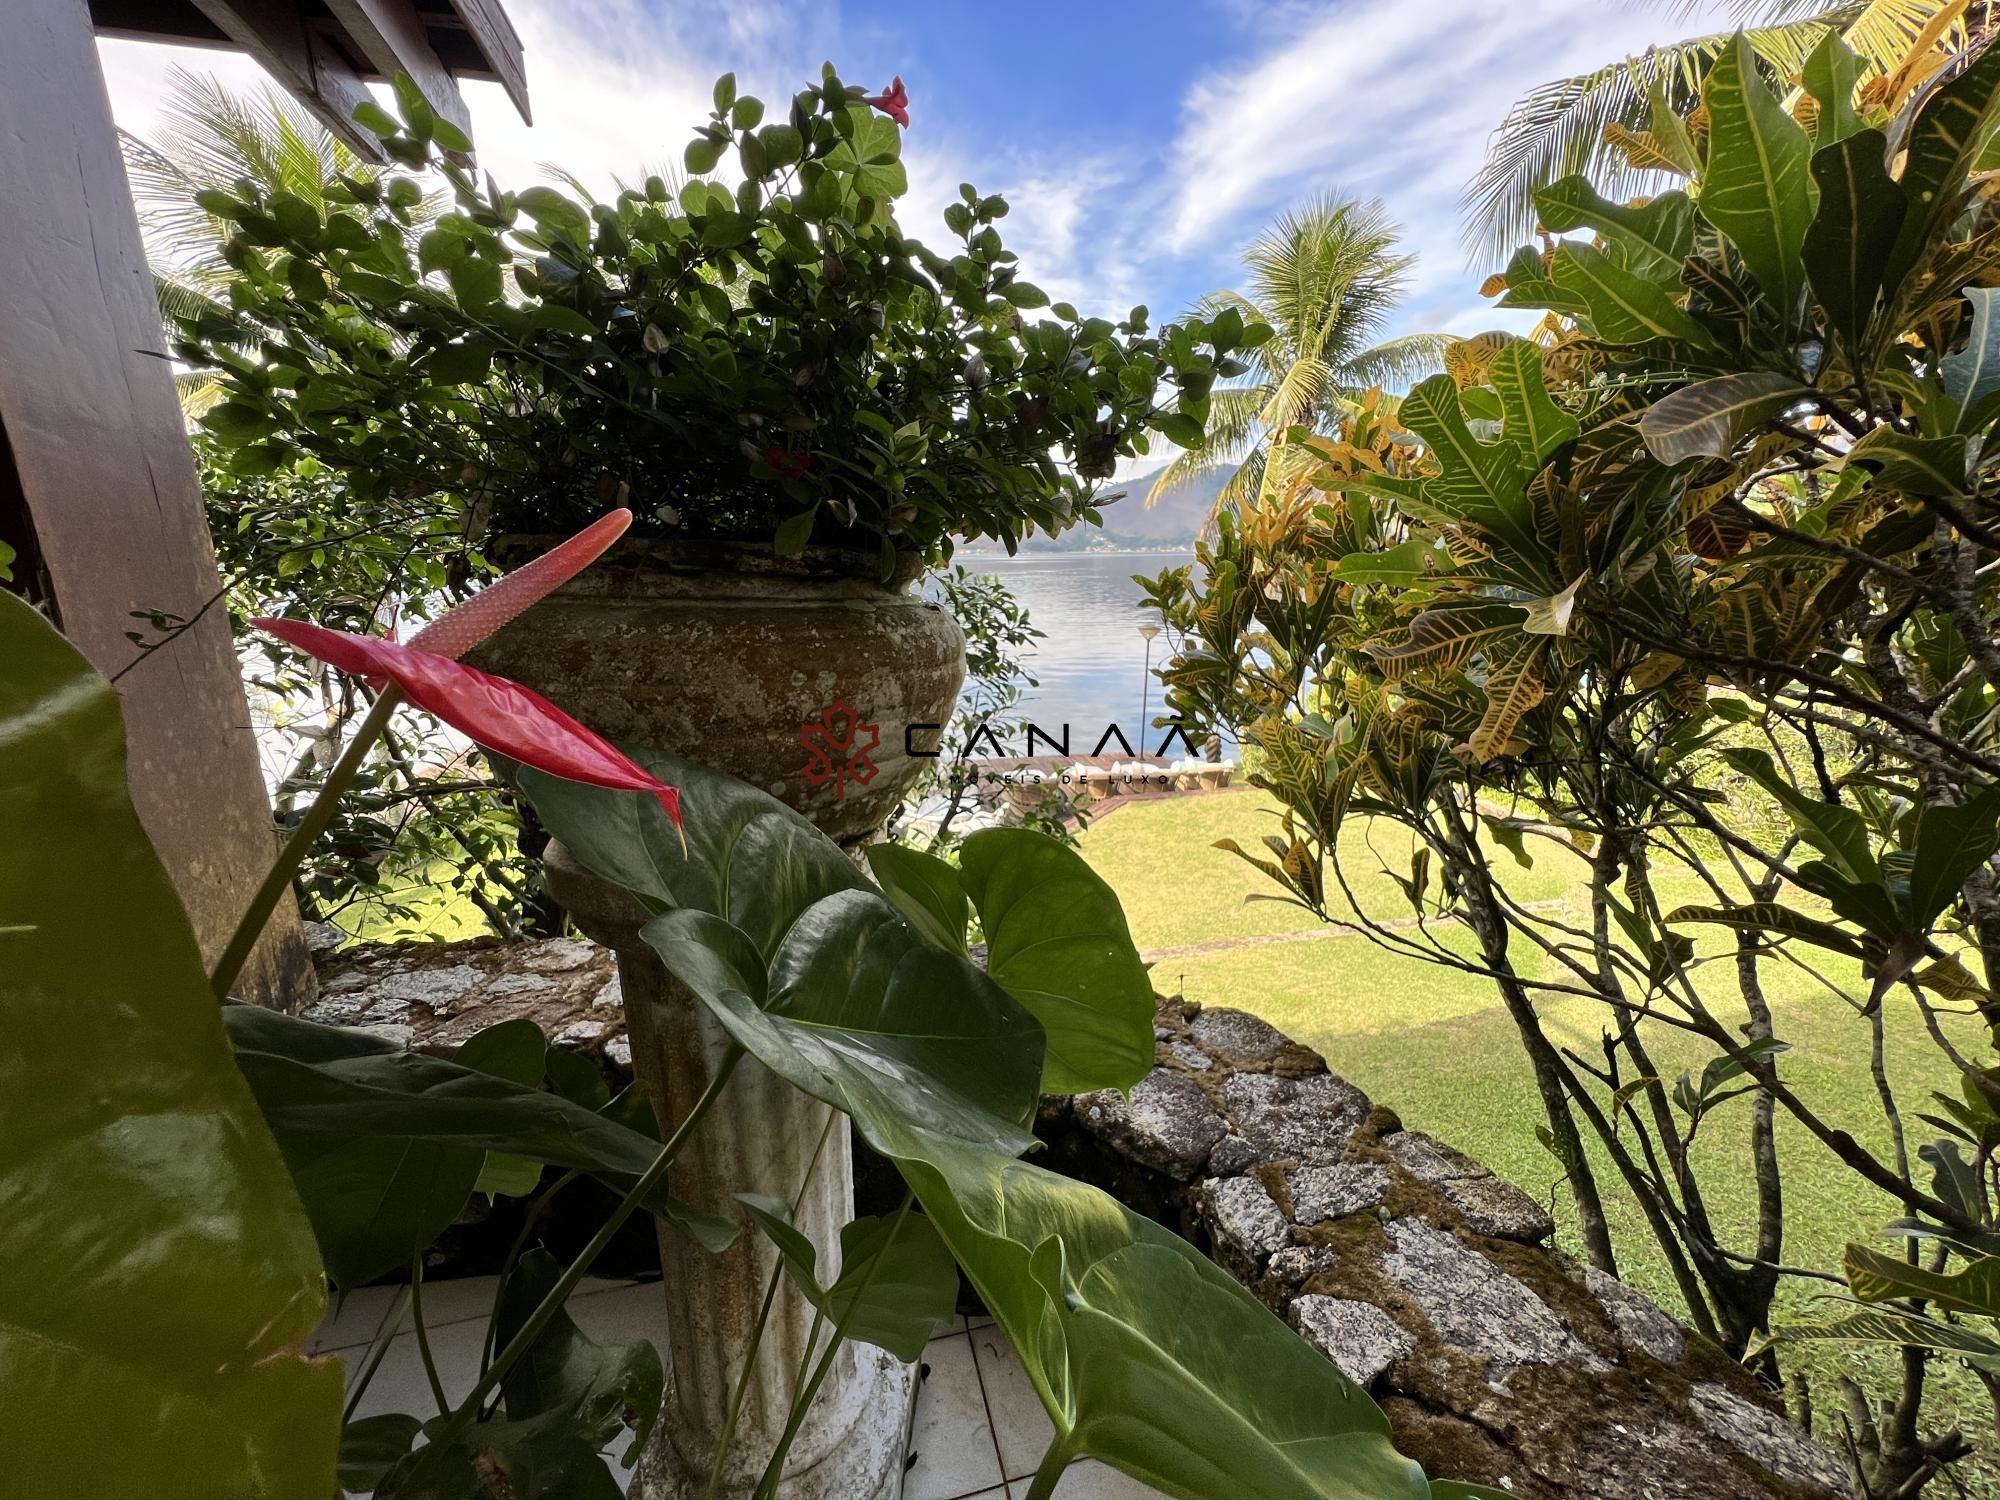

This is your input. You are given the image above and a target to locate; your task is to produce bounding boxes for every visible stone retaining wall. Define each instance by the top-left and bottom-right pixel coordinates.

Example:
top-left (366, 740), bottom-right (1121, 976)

top-left (312, 933), bottom-right (1848, 1499)
top-left (1038, 998), bottom-right (1848, 1500)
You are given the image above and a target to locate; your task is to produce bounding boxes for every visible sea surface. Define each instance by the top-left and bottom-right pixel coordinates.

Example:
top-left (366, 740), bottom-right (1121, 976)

top-left (948, 550), bottom-right (1200, 755)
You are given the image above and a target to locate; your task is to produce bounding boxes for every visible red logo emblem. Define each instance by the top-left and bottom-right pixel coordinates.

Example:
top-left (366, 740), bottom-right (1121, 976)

top-left (798, 699), bottom-right (880, 802)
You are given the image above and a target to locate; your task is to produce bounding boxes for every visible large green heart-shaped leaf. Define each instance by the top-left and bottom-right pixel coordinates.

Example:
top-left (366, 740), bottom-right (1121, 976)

top-left (956, 829), bottom-right (1155, 1094)
top-left (874, 1117), bottom-right (1430, 1500)
top-left (1701, 33), bottom-right (1817, 326)
top-left (645, 894), bottom-right (1045, 1154)
top-left (0, 592), bottom-right (341, 1497)
top-left (226, 1005), bottom-right (736, 1252)
top-left (737, 1199), bottom-right (959, 1360)
top-left (522, 746), bottom-right (864, 958)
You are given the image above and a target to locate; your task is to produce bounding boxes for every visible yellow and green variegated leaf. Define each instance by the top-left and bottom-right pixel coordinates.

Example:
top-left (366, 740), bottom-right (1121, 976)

top-left (1846, 1241), bottom-right (2000, 1317)
top-left (1551, 242), bottom-right (1714, 347)
top-left (1488, 340), bottom-right (1580, 467)
top-left (1639, 371), bottom-right (1808, 465)
top-left (1942, 285), bottom-right (2000, 432)
top-left (1398, 376), bottom-right (1553, 589)
top-left (1466, 641), bottom-right (1548, 761)
top-left (1701, 33), bottom-right (1818, 325)
top-left (1884, 39), bottom-right (2000, 304)
top-left (1846, 426), bottom-right (1970, 497)
top-left (1663, 902), bottom-right (1870, 959)
top-left (1802, 128), bottom-right (1906, 353)
top-left (1517, 576), bottom-right (1585, 637)
top-left (1775, 1307), bottom-right (2000, 1369)
top-left (1367, 600), bottom-right (1523, 680)
top-left (1801, 29), bottom-right (1865, 149)
top-left (1532, 177), bottom-right (1694, 281)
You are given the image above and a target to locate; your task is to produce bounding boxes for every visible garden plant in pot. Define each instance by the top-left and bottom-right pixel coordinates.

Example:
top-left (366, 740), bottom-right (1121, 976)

top-left (179, 65), bottom-right (1262, 1500)
top-left (184, 65), bottom-right (1259, 842)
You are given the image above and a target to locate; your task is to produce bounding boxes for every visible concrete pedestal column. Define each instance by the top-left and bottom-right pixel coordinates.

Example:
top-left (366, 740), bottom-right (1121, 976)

top-left (548, 845), bottom-right (915, 1500)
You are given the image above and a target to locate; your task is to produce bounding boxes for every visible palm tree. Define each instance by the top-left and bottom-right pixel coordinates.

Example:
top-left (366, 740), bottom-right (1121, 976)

top-left (1147, 194), bottom-right (1447, 516)
top-left (121, 68), bottom-right (429, 410)
top-left (1464, 0), bottom-right (1969, 264)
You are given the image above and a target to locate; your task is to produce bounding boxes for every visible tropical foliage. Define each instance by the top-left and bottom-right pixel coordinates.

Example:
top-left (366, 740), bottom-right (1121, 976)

top-left (177, 67), bottom-right (1257, 572)
top-left (3, 580), bottom-right (1513, 1499)
top-left (1465, 0), bottom-right (1981, 262)
top-left (1149, 194), bottom-right (1445, 518)
top-left (1151, 28), bottom-right (2000, 1492)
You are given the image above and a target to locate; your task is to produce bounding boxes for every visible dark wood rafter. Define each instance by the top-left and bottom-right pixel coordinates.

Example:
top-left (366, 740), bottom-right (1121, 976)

top-left (87, 0), bottom-right (528, 157)
top-left (0, 0), bottom-right (525, 1004)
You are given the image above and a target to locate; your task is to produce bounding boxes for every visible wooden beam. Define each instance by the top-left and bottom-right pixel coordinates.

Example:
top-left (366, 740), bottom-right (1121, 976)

top-left (2, 0), bottom-right (311, 1006)
top-left (445, 0), bottom-right (530, 124)
top-left (185, 0), bottom-right (385, 160)
top-left (323, 0), bottom-right (473, 138)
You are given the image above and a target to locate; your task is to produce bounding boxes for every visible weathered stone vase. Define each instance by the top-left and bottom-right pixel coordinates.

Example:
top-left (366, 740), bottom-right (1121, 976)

top-left (472, 538), bottom-right (964, 1500)
top-left (470, 537), bottom-right (964, 843)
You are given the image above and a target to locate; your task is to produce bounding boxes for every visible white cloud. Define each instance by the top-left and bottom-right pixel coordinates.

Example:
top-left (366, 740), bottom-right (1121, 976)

top-left (95, 0), bottom-right (1739, 351)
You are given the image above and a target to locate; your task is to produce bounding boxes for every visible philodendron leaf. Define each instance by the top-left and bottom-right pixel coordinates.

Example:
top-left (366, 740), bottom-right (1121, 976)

top-left (644, 896), bottom-right (1045, 1154)
top-left (522, 745), bottom-right (865, 959)
top-left (493, 1247), bottom-right (665, 1456)
top-left (865, 841), bottom-right (970, 952)
top-left (1701, 33), bottom-right (1818, 325)
top-left (1639, 371), bottom-right (1807, 465)
top-left (958, 828), bottom-right (1157, 1094)
top-left (874, 1116), bottom-right (1432, 1500)
top-left (737, 1198), bottom-right (958, 1360)
top-left (1720, 747), bottom-right (1879, 884)
top-left (225, 1004), bottom-right (737, 1254)
top-left (1802, 128), bottom-right (1905, 354)
top-left (0, 592), bottom-right (341, 1496)
top-left (1944, 286), bottom-right (2000, 433)
top-left (1909, 786), bottom-right (2000, 929)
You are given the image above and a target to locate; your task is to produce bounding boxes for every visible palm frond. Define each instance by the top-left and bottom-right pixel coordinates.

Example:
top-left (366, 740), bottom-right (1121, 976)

top-left (1145, 387), bottom-right (1265, 507)
top-left (1458, 4), bottom-right (1940, 264)
top-left (1337, 333), bottom-right (1453, 392)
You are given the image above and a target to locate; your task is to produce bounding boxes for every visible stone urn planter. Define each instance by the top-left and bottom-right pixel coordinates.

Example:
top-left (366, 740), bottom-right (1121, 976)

top-left (470, 537), bottom-right (965, 1500)
top-left (469, 537), bottom-right (964, 843)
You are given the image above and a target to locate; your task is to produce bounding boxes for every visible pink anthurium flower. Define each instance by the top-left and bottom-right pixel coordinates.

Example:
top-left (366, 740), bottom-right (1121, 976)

top-left (253, 508), bottom-right (683, 835)
top-left (865, 76), bottom-right (909, 127)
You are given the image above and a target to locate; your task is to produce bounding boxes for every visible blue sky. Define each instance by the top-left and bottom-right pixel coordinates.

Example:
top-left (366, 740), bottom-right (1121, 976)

top-left (101, 0), bottom-right (1734, 388)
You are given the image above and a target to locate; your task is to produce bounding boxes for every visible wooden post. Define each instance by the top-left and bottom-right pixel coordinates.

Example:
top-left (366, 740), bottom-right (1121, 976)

top-left (0, 0), bottom-right (310, 1005)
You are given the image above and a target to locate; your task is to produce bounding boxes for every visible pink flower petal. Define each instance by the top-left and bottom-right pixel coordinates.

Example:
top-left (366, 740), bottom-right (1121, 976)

top-left (407, 509), bottom-right (632, 662)
top-left (254, 617), bottom-right (681, 830)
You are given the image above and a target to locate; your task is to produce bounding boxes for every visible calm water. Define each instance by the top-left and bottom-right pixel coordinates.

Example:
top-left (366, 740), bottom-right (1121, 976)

top-left (952, 551), bottom-right (1197, 754)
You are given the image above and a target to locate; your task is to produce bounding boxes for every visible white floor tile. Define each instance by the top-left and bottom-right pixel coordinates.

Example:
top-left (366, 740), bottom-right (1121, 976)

top-left (1048, 1458), bottom-right (1169, 1497)
top-left (307, 1285), bottom-right (401, 1354)
top-left (969, 1324), bottom-right (1055, 1482)
top-left (905, 1332), bottom-right (1004, 1500)
top-left (562, 1282), bottom-right (672, 1350)
top-left (346, 1317), bottom-right (489, 1420)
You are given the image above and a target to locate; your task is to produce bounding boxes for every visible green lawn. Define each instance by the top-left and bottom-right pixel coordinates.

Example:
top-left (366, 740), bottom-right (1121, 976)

top-left (1081, 789), bottom-right (1999, 1486)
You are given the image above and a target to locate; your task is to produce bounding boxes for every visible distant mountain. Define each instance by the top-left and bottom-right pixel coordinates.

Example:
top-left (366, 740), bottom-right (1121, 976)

top-left (962, 462), bottom-right (1232, 554)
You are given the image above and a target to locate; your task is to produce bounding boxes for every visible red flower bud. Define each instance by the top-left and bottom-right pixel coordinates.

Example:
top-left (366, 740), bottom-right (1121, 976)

top-left (864, 76), bottom-right (910, 128)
